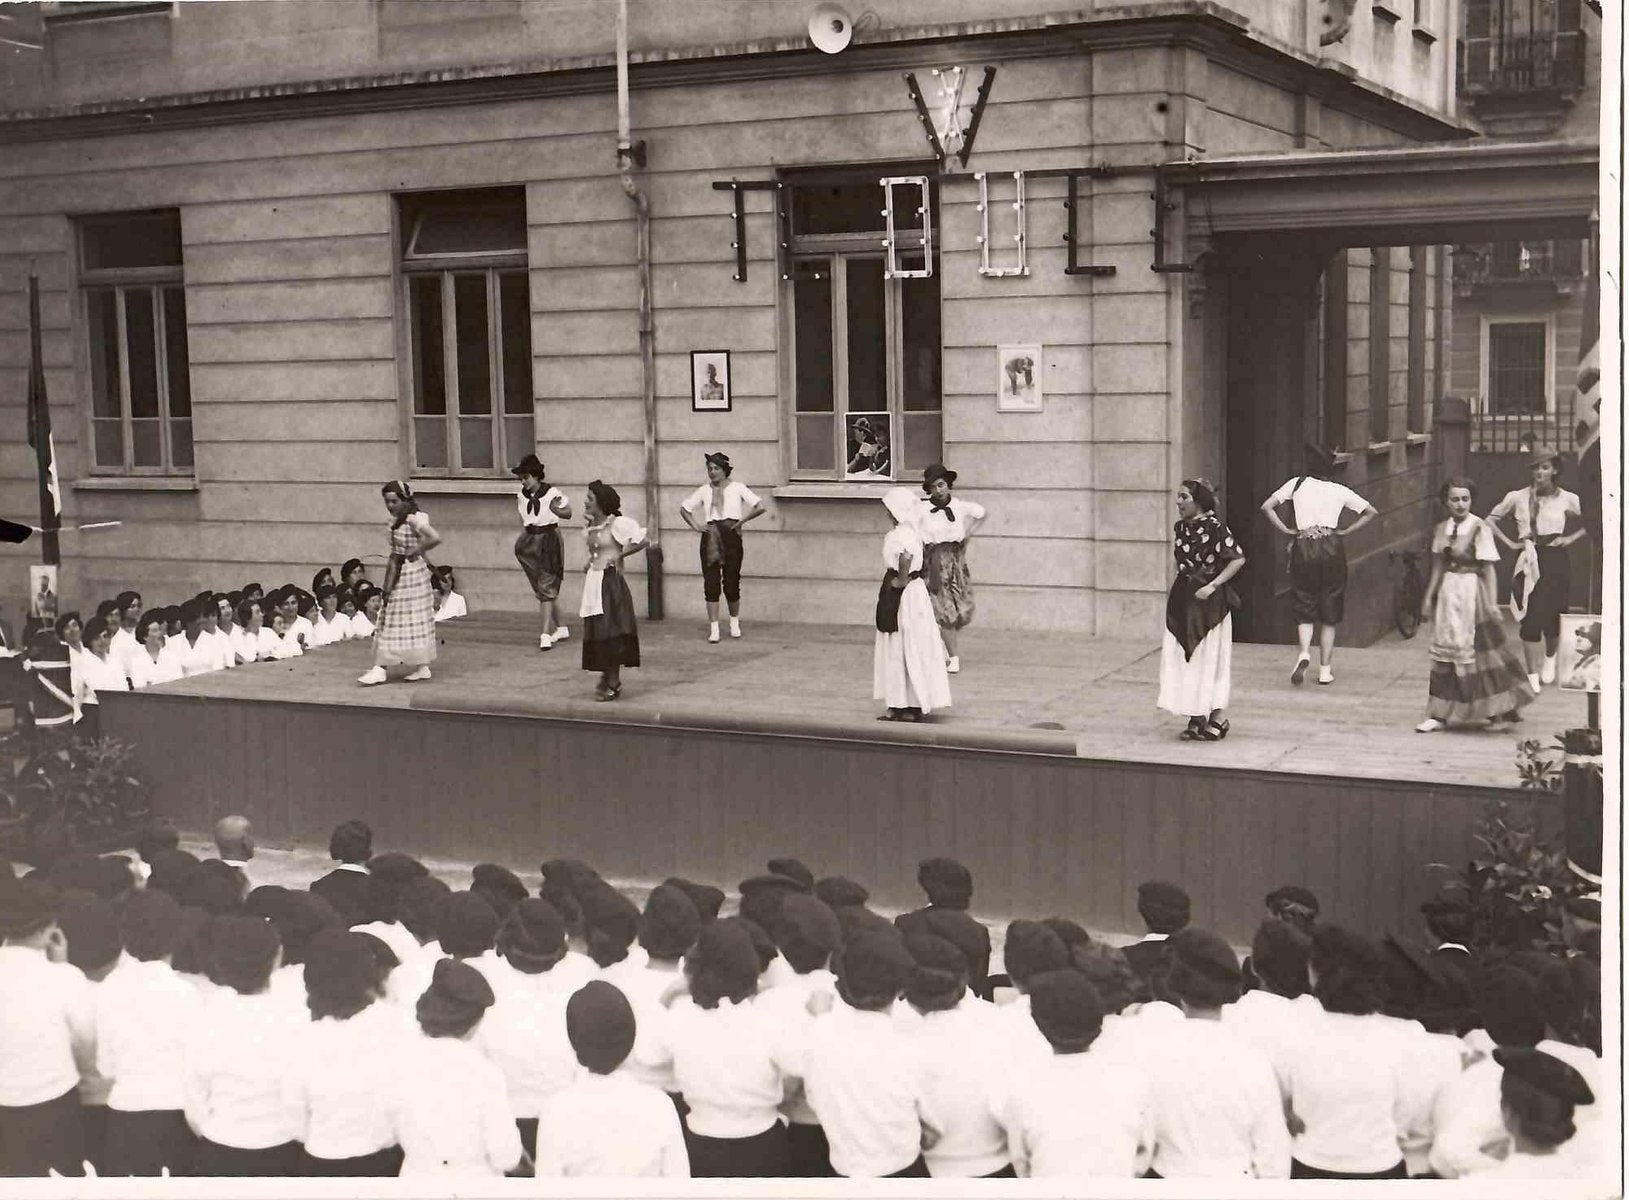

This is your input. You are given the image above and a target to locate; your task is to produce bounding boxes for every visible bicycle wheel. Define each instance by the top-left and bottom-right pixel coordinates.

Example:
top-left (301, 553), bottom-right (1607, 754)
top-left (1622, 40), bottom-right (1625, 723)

top-left (1394, 569), bottom-right (1421, 639)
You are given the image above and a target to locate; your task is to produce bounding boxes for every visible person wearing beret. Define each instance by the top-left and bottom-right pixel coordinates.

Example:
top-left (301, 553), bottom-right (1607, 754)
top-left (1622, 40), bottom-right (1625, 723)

top-left (896, 858), bottom-right (993, 1000)
top-left (991, 920), bottom-right (1071, 1062)
top-left (874, 487), bottom-right (952, 722)
top-left (1159, 479), bottom-right (1246, 740)
top-left (1470, 1048), bottom-right (1596, 1179)
top-left (579, 479), bottom-right (649, 701)
top-left (532, 981), bottom-right (690, 1177)
top-left (1488, 446), bottom-right (1585, 691)
top-left (392, 958), bottom-right (522, 1178)
top-left (1121, 881), bottom-right (1190, 983)
top-left (680, 452), bottom-right (766, 644)
top-left (0, 880), bottom-right (96, 1177)
top-left (599, 885), bottom-right (699, 1103)
top-left (307, 584), bottom-right (348, 647)
top-left (1259, 443), bottom-right (1378, 687)
top-left (108, 590), bottom-right (143, 680)
top-left (915, 463), bottom-right (985, 674)
top-left (358, 480), bottom-right (442, 688)
top-left (510, 454), bottom-right (573, 651)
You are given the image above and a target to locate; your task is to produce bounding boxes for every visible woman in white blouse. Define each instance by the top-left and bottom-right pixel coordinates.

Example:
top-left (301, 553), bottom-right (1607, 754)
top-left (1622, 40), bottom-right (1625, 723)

top-left (128, 613), bottom-right (183, 690)
top-left (679, 452), bottom-right (765, 644)
top-left (309, 586), bottom-right (350, 647)
top-left (916, 464), bottom-right (985, 674)
top-left (511, 454), bottom-right (573, 650)
top-left (1487, 446), bottom-right (1586, 691)
top-left (230, 600), bottom-right (264, 665)
top-left (74, 616), bottom-right (130, 736)
top-left (579, 480), bottom-right (649, 702)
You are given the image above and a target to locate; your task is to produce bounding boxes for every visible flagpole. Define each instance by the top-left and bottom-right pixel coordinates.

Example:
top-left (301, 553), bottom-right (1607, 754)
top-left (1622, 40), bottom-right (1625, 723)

top-left (26, 274), bottom-right (60, 567)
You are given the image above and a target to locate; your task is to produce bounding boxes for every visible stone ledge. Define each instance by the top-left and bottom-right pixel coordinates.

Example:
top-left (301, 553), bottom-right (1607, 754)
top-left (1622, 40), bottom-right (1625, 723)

top-left (71, 476), bottom-right (198, 493)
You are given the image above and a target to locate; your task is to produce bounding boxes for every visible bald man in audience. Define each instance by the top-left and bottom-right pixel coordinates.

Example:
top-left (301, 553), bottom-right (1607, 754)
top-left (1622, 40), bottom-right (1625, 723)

top-left (212, 817), bottom-right (255, 890)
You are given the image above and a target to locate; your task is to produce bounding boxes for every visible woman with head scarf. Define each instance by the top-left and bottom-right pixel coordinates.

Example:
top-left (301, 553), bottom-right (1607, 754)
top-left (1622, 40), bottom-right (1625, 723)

top-left (1487, 446), bottom-right (1584, 692)
top-left (679, 452), bottom-right (766, 644)
top-left (358, 480), bottom-right (442, 687)
top-left (510, 454), bottom-right (573, 650)
top-left (579, 480), bottom-right (649, 701)
top-left (916, 464), bottom-right (985, 674)
top-left (1158, 480), bottom-right (1246, 741)
top-left (873, 487), bottom-right (951, 722)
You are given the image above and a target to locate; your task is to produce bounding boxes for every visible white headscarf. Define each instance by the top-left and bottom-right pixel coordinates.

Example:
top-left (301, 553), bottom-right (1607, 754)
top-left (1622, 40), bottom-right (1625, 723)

top-left (882, 487), bottom-right (920, 527)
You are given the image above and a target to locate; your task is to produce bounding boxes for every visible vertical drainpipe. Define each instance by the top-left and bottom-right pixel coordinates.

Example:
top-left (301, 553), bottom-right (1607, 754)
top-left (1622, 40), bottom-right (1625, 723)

top-left (617, 0), bottom-right (663, 618)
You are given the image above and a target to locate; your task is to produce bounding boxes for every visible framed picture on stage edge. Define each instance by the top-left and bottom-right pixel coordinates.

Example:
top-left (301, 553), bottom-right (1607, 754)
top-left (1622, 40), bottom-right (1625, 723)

top-left (691, 350), bottom-right (731, 412)
top-left (997, 344), bottom-right (1043, 412)
top-left (1556, 613), bottom-right (1602, 693)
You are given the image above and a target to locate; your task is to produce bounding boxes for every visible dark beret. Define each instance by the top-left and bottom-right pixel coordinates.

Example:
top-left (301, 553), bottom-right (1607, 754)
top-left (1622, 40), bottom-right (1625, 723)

top-left (242, 884), bottom-right (288, 920)
top-left (567, 980), bottom-right (637, 1074)
top-left (663, 877), bottom-right (725, 922)
top-left (205, 914), bottom-right (281, 986)
top-left (691, 917), bottom-right (762, 985)
top-left (272, 891), bottom-right (342, 964)
top-left (766, 858), bottom-right (816, 892)
top-left (898, 907), bottom-right (988, 980)
top-left (120, 887), bottom-right (186, 961)
top-left (772, 893), bottom-right (842, 958)
top-left (1476, 965), bottom-right (1546, 1047)
top-left (181, 861), bottom-right (246, 916)
top-left (399, 876), bottom-right (451, 940)
top-left (918, 857), bottom-right (974, 908)
top-left (366, 853), bottom-right (429, 885)
top-left (1495, 1046), bottom-right (1594, 1106)
top-left (639, 884), bottom-right (702, 961)
top-left (59, 895), bottom-right (122, 973)
top-left (904, 931), bottom-right (968, 976)
top-left (738, 873), bottom-right (805, 929)
top-left (813, 876), bottom-right (870, 910)
top-left (303, 929), bottom-right (379, 1001)
top-left (579, 882), bottom-right (639, 945)
top-left (1136, 881), bottom-right (1191, 933)
top-left (835, 931), bottom-right (914, 1004)
top-left (1265, 885), bottom-right (1320, 917)
top-left (539, 859), bottom-right (601, 898)
top-left (438, 892), bottom-right (500, 959)
top-left (1042, 917), bottom-right (1091, 953)
top-left (1004, 920), bottom-right (1069, 985)
top-left (837, 905), bottom-right (900, 947)
top-left (498, 897), bottom-right (566, 965)
top-left (146, 849), bottom-right (202, 899)
top-left (1168, 927), bottom-right (1241, 985)
top-left (1029, 969), bottom-right (1105, 1051)
top-left (417, 957), bottom-right (496, 1029)
top-left (470, 864), bottom-right (529, 919)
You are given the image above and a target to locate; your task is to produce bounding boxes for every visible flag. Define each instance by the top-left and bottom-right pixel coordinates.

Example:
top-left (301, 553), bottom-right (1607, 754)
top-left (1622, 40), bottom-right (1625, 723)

top-left (25, 275), bottom-right (60, 565)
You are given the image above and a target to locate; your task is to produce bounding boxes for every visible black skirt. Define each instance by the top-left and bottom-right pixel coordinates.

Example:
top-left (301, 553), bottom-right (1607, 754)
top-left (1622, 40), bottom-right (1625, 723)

top-left (296, 1145), bottom-right (403, 1177)
top-left (101, 1108), bottom-right (196, 1177)
top-left (582, 567), bottom-right (641, 672)
top-left (685, 1121), bottom-right (789, 1178)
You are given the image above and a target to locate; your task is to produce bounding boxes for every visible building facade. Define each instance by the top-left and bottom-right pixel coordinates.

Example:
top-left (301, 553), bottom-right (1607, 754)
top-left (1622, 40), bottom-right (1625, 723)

top-left (0, 0), bottom-right (1479, 640)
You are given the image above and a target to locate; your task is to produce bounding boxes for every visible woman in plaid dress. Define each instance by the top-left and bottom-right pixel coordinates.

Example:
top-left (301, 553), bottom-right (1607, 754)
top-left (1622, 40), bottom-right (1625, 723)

top-left (358, 480), bottom-right (442, 687)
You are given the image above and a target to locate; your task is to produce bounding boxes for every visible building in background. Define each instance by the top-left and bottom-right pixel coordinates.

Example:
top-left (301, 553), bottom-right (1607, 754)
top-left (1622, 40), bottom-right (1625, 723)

top-left (0, 0), bottom-right (1576, 643)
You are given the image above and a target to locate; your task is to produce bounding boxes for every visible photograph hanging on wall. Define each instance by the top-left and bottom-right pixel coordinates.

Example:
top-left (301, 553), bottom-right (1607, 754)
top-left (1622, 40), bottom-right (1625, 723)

top-left (844, 413), bottom-right (893, 479)
top-left (691, 350), bottom-right (732, 412)
top-left (29, 564), bottom-right (57, 621)
top-left (1556, 613), bottom-right (1602, 693)
top-left (997, 344), bottom-right (1043, 412)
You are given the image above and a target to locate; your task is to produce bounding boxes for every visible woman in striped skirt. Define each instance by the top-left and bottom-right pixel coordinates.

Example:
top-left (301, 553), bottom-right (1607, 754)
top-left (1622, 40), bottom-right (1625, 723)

top-left (358, 480), bottom-right (441, 687)
top-left (579, 480), bottom-right (649, 702)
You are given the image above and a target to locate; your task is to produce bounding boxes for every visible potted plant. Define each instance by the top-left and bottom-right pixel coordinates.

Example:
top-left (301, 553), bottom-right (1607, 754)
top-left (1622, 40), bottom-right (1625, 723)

top-left (0, 729), bottom-right (152, 867)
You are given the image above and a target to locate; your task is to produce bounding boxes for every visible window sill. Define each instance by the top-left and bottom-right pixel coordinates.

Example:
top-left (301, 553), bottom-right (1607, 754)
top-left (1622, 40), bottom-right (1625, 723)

top-left (1366, 440), bottom-right (1394, 456)
top-left (1331, 451), bottom-right (1356, 467)
top-left (1411, 26), bottom-right (1438, 45)
top-left (408, 478), bottom-right (516, 496)
top-left (773, 481), bottom-right (899, 501)
top-left (72, 476), bottom-right (198, 493)
top-left (1405, 432), bottom-right (1432, 446)
top-left (1371, 3), bottom-right (1403, 23)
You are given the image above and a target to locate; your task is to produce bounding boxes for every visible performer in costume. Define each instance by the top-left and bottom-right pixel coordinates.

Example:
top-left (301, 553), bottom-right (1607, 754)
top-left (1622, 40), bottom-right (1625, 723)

top-left (874, 487), bottom-right (951, 722)
top-left (511, 454), bottom-right (573, 650)
top-left (916, 463), bottom-right (985, 674)
top-left (1157, 480), bottom-right (1245, 741)
top-left (680, 452), bottom-right (765, 644)
top-left (1416, 477), bottom-right (1535, 732)
top-left (1260, 445), bottom-right (1377, 687)
top-left (579, 480), bottom-right (648, 702)
top-left (1487, 446), bottom-right (1584, 692)
top-left (358, 481), bottom-right (441, 687)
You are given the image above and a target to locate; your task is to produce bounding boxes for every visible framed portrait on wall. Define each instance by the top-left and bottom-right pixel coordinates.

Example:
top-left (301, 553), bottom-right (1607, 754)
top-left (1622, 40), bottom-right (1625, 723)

top-left (1556, 613), bottom-right (1602, 693)
top-left (29, 564), bottom-right (57, 621)
top-left (691, 350), bottom-right (731, 412)
top-left (843, 412), bottom-right (892, 480)
top-left (997, 344), bottom-right (1043, 412)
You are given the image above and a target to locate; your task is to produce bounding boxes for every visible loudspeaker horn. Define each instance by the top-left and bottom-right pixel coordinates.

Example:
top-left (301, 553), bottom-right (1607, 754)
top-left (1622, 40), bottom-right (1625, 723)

top-left (808, 4), bottom-right (853, 54)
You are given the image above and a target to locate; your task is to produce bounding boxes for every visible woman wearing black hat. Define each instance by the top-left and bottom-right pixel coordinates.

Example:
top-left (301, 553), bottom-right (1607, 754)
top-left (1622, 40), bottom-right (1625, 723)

top-left (357, 481), bottom-right (442, 687)
top-left (1260, 444), bottom-right (1378, 687)
top-left (680, 452), bottom-right (765, 644)
top-left (917, 464), bottom-right (985, 673)
top-left (1471, 1048), bottom-right (1596, 1179)
top-left (579, 480), bottom-right (648, 701)
top-left (511, 454), bottom-right (573, 651)
top-left (1487, 446), bottom-right (1585, 692)
top-left (1158, 480), bottom-right (1246, 741)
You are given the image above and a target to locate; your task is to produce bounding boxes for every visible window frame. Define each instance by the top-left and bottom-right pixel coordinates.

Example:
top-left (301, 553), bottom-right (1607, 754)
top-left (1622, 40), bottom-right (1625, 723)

top-left (1479, 314), bottom-right (1556, 417)
top-left (75, 209), bottom-right (193, 478)
top-left (394, 188), bottom-right (534, 479)
top-left (778, 166), bottom-right (942, 484)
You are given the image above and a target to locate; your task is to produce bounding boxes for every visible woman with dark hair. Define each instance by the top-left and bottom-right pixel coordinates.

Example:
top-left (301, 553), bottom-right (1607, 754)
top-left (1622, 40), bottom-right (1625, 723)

top-left (680, 452), bottom-right (766, 644)
top-left (72, 616), bottom-right (129, 733)
top-left (1472, 1048), bottom-right (1595, 1179)
top-left (358, 480), bottom-right (441, 687)
top-left (127, 612), bottom-right (181, 689)
top-left (309, 585), bottom-right (348, 647)
top-left (1159, 479), bottom-right (1246, 741)
top-left (432, 566), bottom-right (467, 622)
top-left (311, 568), bottom-right (335, 595)
top-left (286, 931), bottom-right (407, 1176)
top-left (578, 480), bottom-right (649, 701)
top-left (109, 590), bottom-right (143, 678)
top-left (1417, 476), bottom-right (1535, 732)
top-left (915, 463), bottom-right (985, 674)
top-left (511, 454), bottom-right (573, 650)
top-left (1282, 925), bottom-right (1410, 1179)
top-left (1488, 446), bottom-right (1584, 691)
top-left (339, 559), bottom-right (368, 594)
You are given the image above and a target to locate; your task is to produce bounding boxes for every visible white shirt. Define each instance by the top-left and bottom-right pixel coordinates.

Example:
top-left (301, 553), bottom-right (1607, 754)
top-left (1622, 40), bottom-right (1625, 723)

top-left (906, 996), bottom-right (1012, 1177)
top-left (109, 626), bottom-right (141, 677)
top-left (391, 1033), bottom-right (522, 1178)
top-left (534, 1071), bottom-right (690, 1178)
top-left (76, 650), bottom-right (130, 704)
top-left (166, 632), bottom-right (218, 678)
top-left (273, 629), bottom-right (304, 659)
top-left (775, 1003), bottom-right (929, 1178)
top-left (994, 1047), bottom-right (1154, 1178)
top-left (753, 968), bottom-right (838, 1124)
top-left (1143, 1014), bottom-right (1291, 1179)
top-left (350, 921), bottom-right (421, 973)
top-left (1490, 486), bottom-right (1581, 539)
top-left (350, 613), bottom-right (376, 640)
top-left (598, 957), bottom-right (685, 1094)
top-left (128, 646), bottom-right (183, 689)
top-left (653, 996), bottom-right (784, 1139)
top-left (285, 1002), bottom-right (412, 1160)
top-left (290, 614), bottom-right (315, 647)
top-left (309, 612), bottom-right (350, 646)
top-left (434, 591), bottom-right (467, 622)
top-left (390, 942), bottom-right (445, 1013)
top-left (881, 522), bottom-right (925, 575)
top-left (682, 480), bottom-right (762, 524)
top-left (478, 965), bottom-right (578, 1119)
top-left (0, 944), bottom-right (96, 1108)
top-left (229, 626), bottom-right (260, 664)
top-left (916, 495), bottom-right (987, 546)
top-left (184, 986), bottom-right (303, 1149)
top-left (205, 627), bottom-right (236, 670)
top-left (518, 485), bottom-right (567, 528)
top-left (1283, 1009), bottom-right (1409, 1174)
top-left (1430, 1038), bottom-right (1601, 1179)
top-left (96, 956), bottom-right (203, 1113)
top-left (1266, 475), bottom-right (1371, 531)
top-left (1222, 989), bottom-right (1316, 1093)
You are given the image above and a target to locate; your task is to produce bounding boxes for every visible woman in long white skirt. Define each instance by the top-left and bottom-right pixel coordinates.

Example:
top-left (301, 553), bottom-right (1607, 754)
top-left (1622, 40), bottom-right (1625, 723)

top-left (874, 487), bottom-right (952, 722)
top-left (1157, 479), bottom-right (1246, 740)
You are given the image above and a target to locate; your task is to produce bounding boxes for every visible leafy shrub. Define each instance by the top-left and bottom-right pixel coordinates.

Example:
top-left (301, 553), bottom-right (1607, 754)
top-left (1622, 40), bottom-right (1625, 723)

top-left (0, 731), bottom-right (151, 865)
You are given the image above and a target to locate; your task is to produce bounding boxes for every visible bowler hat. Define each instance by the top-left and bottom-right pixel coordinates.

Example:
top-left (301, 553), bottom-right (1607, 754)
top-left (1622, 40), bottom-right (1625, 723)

top-left (921, 463), bottom-right (958, 492)
top-left (511, 454), bottom-right (546, 479)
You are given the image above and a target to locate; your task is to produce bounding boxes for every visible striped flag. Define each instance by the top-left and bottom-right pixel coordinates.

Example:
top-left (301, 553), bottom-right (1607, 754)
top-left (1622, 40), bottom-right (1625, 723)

top-left (25, 275), bottom-right (61, 565)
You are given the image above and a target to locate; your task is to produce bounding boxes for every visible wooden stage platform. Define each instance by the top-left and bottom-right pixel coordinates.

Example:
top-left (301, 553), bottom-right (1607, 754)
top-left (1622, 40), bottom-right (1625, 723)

top-left (101, 614), bottom-right (1580, 943)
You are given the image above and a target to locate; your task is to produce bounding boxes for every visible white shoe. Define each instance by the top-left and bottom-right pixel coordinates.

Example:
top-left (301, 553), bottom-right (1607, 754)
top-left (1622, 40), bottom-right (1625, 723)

top-left (707, 624), bottom-right (720, 644)
top-left (357, 667), bottom-right (387, 686)
top-left (404, 666), bottom-right (431, 682)
top-left (946, 656), bottom-right (960, 674)
top-left (539, 633), bottom-right (553, 650)
top-left (1528, 673), bottom-right (1543, 692)
top-left (1415, 718), bottom-right (1446, 733)
top-left (552, 626), bottom-right (569, 641)
top-left (1317, 666), bottom-right (1334, 685)
top-left (729, 618), bottom-right (742, 639)
top-left (1540, 655), bottom-right (1557, 685)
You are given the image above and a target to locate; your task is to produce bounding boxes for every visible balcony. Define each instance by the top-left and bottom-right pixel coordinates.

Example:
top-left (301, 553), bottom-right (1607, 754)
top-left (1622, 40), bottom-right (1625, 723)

top-left (1453, 239), bottom-right (1585, 294)
top-left (1459, 29), bottom-right (1587, 97)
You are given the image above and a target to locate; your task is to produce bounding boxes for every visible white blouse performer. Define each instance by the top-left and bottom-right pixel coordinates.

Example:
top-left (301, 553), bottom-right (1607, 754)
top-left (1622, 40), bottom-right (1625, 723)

top-left (128, 648), bottom-right (184, 690)
top-left (519, 485), bottom-right (567, 527)
top-left (916, 495), bottom-right (987, 546)
top-left (680, 479), bottom-right (763, 524)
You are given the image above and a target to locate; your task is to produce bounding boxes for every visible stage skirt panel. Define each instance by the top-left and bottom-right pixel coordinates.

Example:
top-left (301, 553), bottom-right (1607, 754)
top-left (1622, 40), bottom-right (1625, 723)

top-left (923, 542), bottom-right (975, 631)
top-left (374, 557), bottom-right (436, 670)
top-left (581, 566), bottom-right (641, 673)
top-left (1427, 573), bottom-right (1535, 723)
top-left (1157, 615), bottom-right (1233, 718)
top-left (514, 525), bottom-right (564, 602)
top-left (874, 578), bottom-right (952, 712)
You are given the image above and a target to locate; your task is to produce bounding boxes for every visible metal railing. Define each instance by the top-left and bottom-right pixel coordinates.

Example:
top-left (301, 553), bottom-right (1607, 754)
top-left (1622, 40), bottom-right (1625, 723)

top-left (1454, 239), bottom-right (1586, 287)
top-left (1459, 28), bottom-right (1587, 95)
top-left (1469, 394), bottom-right (1578, 455)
